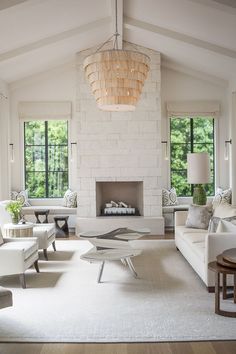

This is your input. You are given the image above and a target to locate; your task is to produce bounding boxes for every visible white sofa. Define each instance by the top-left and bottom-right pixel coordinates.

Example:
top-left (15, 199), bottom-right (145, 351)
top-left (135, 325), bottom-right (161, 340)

top-left (175, 210), bottom-right (236, 291)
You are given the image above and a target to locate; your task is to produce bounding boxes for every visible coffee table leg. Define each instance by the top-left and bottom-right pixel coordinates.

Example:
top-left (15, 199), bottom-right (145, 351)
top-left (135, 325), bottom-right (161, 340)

top-left (97, 261), bottom-right (105, 283)
top-left (223, 273), bottom-right (227, 299)
top-left (215, 272), bottom-right (220, 315)
top-left (121, 258), bottom-right (127, 266)
top-left (126, 257), bottom-right (138, 278)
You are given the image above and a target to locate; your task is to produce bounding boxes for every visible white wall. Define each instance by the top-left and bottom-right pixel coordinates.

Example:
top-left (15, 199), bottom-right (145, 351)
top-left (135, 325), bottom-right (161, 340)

top-left (0, 79), bottom-right (10, 199)
top-left (9, 62), bottom-right (77, 192)
top-left (76, 45), bottom-right (162, 219)
top-left (8, 61), bottom-right (230, 201)
top-left (161, 67), bottom-right (230, 193)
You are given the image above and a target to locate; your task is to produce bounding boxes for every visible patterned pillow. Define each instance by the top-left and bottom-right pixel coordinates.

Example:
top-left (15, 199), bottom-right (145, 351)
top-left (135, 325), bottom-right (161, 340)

top-left (185, 204), bottom-right (213, 230)
top-left (212, 188), bottom-right (231, 209)
top-left (11, 190), bottom-right (31, 207)
top-left (162, 188), bottom-right (178, 206)
top-left (63, 189), bottom-right (77, 208)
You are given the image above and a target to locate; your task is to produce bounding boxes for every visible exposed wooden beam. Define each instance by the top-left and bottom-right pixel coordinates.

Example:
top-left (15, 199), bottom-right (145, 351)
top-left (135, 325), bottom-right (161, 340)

top-left (0, 17), bottom-right (111, 63)
top-left (124, 16), bottom-right (236, 59)
top-left (111, 0), bottom-right (123, 49)
top-left (0, 0), bottom-right (28, 11)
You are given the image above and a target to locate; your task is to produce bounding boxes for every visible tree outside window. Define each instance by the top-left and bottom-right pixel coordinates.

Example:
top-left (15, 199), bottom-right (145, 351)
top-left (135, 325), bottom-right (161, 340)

top-left (170, 117), bottom-right (215, 197)
top-left (24, 120), bottom-right (68, 198)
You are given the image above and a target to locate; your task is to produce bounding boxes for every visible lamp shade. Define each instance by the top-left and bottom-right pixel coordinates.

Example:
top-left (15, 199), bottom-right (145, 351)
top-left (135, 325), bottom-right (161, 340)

top-left (187, 152), bottom-right (210, 184)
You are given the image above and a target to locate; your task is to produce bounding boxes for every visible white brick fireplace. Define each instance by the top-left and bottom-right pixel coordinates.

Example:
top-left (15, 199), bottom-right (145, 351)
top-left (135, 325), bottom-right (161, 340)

top-left (76, 43), bottom-right (164, 235)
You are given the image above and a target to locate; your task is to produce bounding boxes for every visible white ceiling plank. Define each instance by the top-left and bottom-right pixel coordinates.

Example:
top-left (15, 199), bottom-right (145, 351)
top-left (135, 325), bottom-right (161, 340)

top-left (124, 16), bottom-right (236, 59)
top-left (111, 0), bottom-right (123, 49)
top-left (0, 0), bottom-right (28, 11)
top-left (0, 17), bottom-right (111, 63)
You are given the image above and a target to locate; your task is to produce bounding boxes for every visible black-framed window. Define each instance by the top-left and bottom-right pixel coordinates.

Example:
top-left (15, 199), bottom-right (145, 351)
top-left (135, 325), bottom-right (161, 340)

top-left (24, 120), bottom-right (68, 198)
top-left (170, 116), bottom-right (215, 197)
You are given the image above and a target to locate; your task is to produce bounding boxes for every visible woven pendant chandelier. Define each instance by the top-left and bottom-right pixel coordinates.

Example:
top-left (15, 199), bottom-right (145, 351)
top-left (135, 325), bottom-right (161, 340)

top-left (83, 2), bottom-right (150, 112)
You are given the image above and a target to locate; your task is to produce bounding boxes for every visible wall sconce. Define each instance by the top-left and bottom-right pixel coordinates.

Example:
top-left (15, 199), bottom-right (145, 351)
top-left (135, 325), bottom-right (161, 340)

top-left (9, 143), bottom-right (14, 163)
top-left (70, 142), bottom-right (77, 162)
top-left (161, 141), bottom-right (169, 160)
top-left (224, 139), bottom-right (232, 161)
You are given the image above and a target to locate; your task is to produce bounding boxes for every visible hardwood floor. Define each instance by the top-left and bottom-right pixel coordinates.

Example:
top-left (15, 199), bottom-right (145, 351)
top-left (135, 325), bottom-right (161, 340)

top-left (1, 231), bottom-right (236, 354)
top-left (1, 341), bottom-right (236, 354)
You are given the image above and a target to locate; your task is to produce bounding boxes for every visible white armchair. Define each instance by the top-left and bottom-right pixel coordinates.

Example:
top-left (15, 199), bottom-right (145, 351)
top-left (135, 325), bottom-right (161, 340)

top-left (0, 235), bottom-right (39, 288)
top-left (0, 201), bottom-right (56, 260)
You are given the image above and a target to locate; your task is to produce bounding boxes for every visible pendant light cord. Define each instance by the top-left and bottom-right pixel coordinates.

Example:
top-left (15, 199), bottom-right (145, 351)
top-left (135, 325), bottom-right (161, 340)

top-left (96, 0), bottom-right (120, 52)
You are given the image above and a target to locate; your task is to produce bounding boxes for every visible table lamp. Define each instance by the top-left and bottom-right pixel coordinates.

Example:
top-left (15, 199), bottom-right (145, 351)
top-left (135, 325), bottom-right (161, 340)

top-left (187, 152), bottom-right (210, 205)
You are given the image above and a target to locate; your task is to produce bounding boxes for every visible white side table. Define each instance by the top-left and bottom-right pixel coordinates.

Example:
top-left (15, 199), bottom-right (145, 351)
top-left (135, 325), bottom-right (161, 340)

top-left (3, 223), bottom-right (34, 238)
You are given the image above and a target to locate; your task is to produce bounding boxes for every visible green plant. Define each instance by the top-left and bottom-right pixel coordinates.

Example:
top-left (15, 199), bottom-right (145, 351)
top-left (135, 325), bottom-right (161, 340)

top-left (5, 201), bottom-right (23, 224)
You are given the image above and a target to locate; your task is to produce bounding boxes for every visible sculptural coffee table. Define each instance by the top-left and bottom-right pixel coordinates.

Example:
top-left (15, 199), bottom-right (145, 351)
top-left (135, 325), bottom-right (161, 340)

top-left (80, 228), bottom-right (150, 283)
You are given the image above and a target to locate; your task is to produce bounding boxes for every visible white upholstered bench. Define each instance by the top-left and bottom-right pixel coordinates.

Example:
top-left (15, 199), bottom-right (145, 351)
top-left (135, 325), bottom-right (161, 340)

top-left (22, 199), bottom-right (77, 230)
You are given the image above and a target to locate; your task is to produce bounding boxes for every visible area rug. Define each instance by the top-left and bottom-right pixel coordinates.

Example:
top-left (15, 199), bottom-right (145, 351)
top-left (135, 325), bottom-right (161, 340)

top-left (0, 240), bottom-right (236, 342)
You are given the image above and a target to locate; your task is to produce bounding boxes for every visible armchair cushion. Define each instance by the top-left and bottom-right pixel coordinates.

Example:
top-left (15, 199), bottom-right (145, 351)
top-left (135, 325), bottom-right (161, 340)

top-left (0, 240), bottom-right (38, 260)
top-left (33, 223), bottom-right (55, 249)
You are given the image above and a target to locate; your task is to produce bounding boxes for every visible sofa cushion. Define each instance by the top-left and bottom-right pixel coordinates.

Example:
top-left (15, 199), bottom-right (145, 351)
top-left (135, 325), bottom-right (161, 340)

top-left (0, 234), bottom-right (3, 246)
top-left (181, 233), bottom-right (206, 245)
top-left (175, 226), bottom-right (207, 238)
top-left (22, 206), bottom-right (76, 215)
top-left (185, 204), bottom-right (212, 230)
top-left (1, 241), bottom-right (38, 260)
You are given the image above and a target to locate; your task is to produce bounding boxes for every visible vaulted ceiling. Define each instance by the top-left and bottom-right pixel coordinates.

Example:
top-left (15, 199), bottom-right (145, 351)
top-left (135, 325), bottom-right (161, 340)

top-left (0, 0), bottom-right (236, 83)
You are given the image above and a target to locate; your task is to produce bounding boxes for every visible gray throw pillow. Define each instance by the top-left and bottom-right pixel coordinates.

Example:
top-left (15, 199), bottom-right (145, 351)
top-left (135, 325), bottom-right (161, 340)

top-left (208, 215), bottom-right (236, 233)
top-left (185, 204), bottom-right (213, 230)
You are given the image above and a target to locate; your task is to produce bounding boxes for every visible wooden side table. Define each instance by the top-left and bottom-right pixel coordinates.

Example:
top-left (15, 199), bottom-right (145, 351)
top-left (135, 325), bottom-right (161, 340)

top-left (208, 261), bottom-right (236, 317)
top-left (34, 210), bottom-right (49, 224)
top-left (3, 223), bottom-right (34, 238)
top-left (54, 216), bottom-right (69, 238)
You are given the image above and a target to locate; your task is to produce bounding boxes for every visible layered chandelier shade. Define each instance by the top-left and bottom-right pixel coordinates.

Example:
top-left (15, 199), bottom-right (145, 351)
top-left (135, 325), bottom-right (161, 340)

top-left (83, 50), bottom-right (150, 111)
top-left (83, 0), bottom-right (150, 112)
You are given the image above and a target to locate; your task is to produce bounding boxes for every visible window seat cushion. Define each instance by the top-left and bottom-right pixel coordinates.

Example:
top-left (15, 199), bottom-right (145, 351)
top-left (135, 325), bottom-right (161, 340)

top-left (22, 206), bottom-right (77, 215)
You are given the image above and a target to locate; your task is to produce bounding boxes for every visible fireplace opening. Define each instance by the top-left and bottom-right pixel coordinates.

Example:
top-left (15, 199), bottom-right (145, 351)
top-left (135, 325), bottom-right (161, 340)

top-left (96, 181), bottom-right (143, 217)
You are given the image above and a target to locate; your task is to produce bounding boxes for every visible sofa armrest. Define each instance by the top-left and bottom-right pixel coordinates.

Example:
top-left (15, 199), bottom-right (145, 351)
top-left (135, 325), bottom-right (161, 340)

top-left (175, 211), bottom-right (188, 227)
top-left (206, 232), bottom-right (236, 263)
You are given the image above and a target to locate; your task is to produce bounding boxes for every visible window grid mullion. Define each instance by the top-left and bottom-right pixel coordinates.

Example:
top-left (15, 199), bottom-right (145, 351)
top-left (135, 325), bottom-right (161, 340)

top-left (45, 121), bottom-right (49, 198)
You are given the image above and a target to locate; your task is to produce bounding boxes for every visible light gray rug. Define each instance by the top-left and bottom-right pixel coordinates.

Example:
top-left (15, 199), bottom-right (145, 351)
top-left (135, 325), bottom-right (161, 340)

top-left (0, 240), bottom-right (236, 342)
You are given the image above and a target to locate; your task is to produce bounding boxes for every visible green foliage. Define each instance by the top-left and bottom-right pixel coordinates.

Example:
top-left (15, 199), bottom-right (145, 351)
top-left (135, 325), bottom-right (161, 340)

top-left (170, 117), bottom-right (214, 197)
top-left (24, 120), bottom-right (68, 198)
top-left (6, 201), bottom-right (22, 219)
